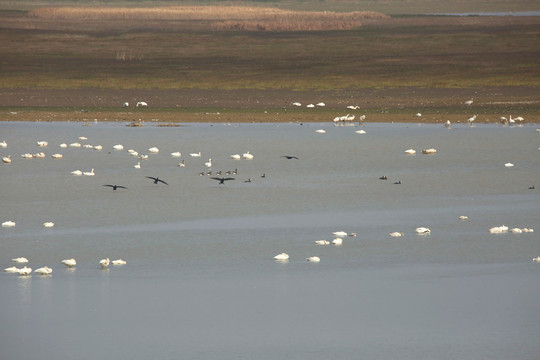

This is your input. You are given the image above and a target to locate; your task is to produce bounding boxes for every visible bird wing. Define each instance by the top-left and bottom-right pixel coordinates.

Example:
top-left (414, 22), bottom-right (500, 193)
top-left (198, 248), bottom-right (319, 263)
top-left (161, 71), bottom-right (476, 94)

top-left (146, 176), bottom-right (157, 181)
top-left (117, 185), bottom-right (128, 189)
top-left (210, 177), bottom-right (222, 181)
top-left (158, 179), bottom-right (168, 185)
top-left (223, 178), bottom-right (235, 181)
top-left (103, 185), bottom-right (114, 188)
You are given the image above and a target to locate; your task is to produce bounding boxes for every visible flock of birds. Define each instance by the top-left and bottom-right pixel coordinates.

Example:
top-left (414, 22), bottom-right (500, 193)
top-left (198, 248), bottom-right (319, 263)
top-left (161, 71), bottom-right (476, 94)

top-left (4, 256), bottom-right (127, 276)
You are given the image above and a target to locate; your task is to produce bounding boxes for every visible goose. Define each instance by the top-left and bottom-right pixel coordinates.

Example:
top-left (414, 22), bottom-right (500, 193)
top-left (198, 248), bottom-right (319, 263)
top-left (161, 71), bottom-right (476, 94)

top-left (242, 152), bottom-right (254, 160)
top-left (12, 257), bottom-right (28, 263)
top-left (134, 161), bottom-right (141, 169)
top-left (2, 220), bottom-right (16, 227)
top-left (0, 140), bottom-right (7, 148)
top-left (61, 258), bottom-right (76, 267)
top-left (113, 144), bottom-right (124, 151)
top-left (21, 153), bottom-right (33, 158)
top-left (103, 184), bottom-right (127, 191)
top-left (100, 258), bottom-right (110, 268)
top-left (112, 259), bottom-right (127, 265)
top-left (458, 215), bottom-right (468, 221)
top-left (4, 266), bottom-right (20, 273)
top-left (332, 238), bottom-right (343, 245)
top-left (405, 149), bottom-right (416, 155)
top-left (315, 129), bottom-right (326, 133)
top-left (211, 177), bottom-right (235, 184)
top-left (18, 266), bottom-right (32, 275)
top-left (83, 168), bottom-right (95, 176)
top-left (43, 222), bottom-right (55, 227)
top-left (148, 147), bottom-right (159, 153)
top-left (51, 153), bottom-right (63, 159)
top-left (36, 141), bottom-right (48, 147)
top-left (178, 159), bottom-right (186, 167)
top-left (314, 240), bottom-right (330, 245)
top-left (415, 227), bottom-right (431, 234)
top-left (389, 232), bottom-right (404, 237)
top-left (306, 256), bottom-right (321, 262)
top-left (190, 152), bottom-right (201, 157)
top-left (2, 155), bottom-right (11, 163)
top-left (205, 158), bottom-right (212, 167)
top-left (146, 176), bottom-right (168, 185)
top-left (70, 170), bottom-right (82, 176)
top-left (230, 154), bottom-right (241, 160)
top-left (34, 266), bottom-right (52, 275)
top-left (273, 253), bottom-right (289, 261)
top-left (170, 152), bottom-right (182, 157)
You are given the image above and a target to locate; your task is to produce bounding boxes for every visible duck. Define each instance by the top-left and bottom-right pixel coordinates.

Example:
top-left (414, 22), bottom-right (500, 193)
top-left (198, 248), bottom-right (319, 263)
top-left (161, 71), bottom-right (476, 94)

top-left (83, 168), bottom-right (95, 176)
top-left (100, 258), bottom-right (110, 268)
top-left (273, 253), bottom-right (289, 261)
top-left (112, 259), bottom-right (127, 265)
top-left (61, 258), bottom-right (77, 267)
top-left (34, 266), bottom-right (52, 275)
top-left (306, 256), bottom-right (321, 262)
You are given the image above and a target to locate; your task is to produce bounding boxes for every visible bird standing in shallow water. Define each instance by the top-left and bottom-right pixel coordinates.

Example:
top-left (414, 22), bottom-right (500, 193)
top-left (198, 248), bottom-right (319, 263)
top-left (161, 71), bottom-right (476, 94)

top-left (103, 185), bottom-right (128, 191)
top-left (146, 176), bottom-right (168, 185)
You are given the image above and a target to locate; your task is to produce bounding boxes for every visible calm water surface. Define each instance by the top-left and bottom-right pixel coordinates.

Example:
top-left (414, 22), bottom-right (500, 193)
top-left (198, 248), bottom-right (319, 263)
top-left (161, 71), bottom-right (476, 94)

top-left (1, 121), bottom-right (539, 360)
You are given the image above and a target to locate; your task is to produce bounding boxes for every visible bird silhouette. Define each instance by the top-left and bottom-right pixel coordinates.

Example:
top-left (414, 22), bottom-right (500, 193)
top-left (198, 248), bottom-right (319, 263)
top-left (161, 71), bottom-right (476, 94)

top-left (103, 184), bottom-right (128, 190)
top-left (211, 177), bottom-right (235, 184)
top-left (281, 155), bottom-right (299, 159)
top-left (146, 176), bottom-right (168, 185)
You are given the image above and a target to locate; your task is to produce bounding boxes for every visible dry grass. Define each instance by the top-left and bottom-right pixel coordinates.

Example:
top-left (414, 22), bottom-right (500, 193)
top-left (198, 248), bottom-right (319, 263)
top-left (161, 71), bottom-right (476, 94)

top-left (29, 6), bottom-right (388, 31)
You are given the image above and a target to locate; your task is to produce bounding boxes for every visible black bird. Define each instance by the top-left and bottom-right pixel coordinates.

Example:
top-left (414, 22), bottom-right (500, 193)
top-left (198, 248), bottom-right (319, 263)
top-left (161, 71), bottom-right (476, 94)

top-left (394, 180), bottom-right (402, 185)
top-left (211, 177), bottom-right (235, 184)
top-left (379, 175), bottom-right (388, 180)
top-left (103, 184), bottom-right (128, 190)
top-left (244, 178), bottom-right (252, 183)
top-left (529, 185), bottom-right (535, 190)
top-left (146, 176), bottom-right (168, 185)
top-left (281, 155), bottom-right (299, 160)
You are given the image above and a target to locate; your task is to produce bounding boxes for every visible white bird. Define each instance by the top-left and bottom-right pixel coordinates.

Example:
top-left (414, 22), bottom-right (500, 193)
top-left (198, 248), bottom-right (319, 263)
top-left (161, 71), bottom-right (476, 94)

top-left (0, 140), bottom-right (7, 148)
top-left (347, 105), bottom-right (360, 109)
top-left (415, 113), bottom-right (422, 117)
top-left (190, 152), bottom-right (201, 157)
top-left (61, 258), bottom-right (76, 267)
top-left (205, 158), bottom-right (212, 167)
top-left (136, 101), bottom-right (148, 107)
top-left (2, 155), bottom-right (11, 163)
top-left (122, 102), bottom-right (129, 107)
top-left (2, 220), bottom-right (16, 227)
top-left (128, 149), bottom-right (139, 157)
top-left (100, 258), bottom-right (110, 268)
top-left (83, 168), bottom-right (95, 176)
top-left (170, 152), bottom-right (182, 157)
top-left (355, 129), bottom-right (366, 134)
top-left (316, 102), bottom-right (326, 107)
top-left (405, 149), bottom-right (416, 155)
top-left (148, 147), bottom-right (159, 153)
top-left (36, 141), bottom-right (48, 147)
top-left (34, 266), bottom-right (52, 275)
top-left (533, 256), bottom-right (540, 262)
top-left (504, 162), bottom-right (514, 167)
top-left (113, 144), bottom-right (124, 150)
top-left (332, 238), bottom-right (343, 245)
top-left (70, 170), bottom-right (82, 176)
top-left (78, 136), bottom-right (87, 140)
top-left (230, 154), bottom-right (241, 160)
top-left (21, 153), bottom-right (33, 158)
top-left (464, 98), bottom-right (474, 106)
top-left (315, 240), bottom-right (330, 245)
top-left (292, 102), bottom-right (302, 107)
top-left (422, 148), bottom-right (437, 154)
top-left (4, 266), bottom-right (20, 273)
top-left (18, 266), bottom-right (32, 275)
top-left (33, 152), bottom-right (45, 158)
top-left (458, 215), bottom-right (469, 221)
top-left (69, 142), bottom-right (81, 147)
top-left (315, 129), bottom-right (326, 133)
top-left (510, 228), bottom-right (523, 234)
top-left (332, 231), bottom-right (348, 237)
top-left (43, 222), bottom-right (55, 228)
top-left (178, 160), bottom-right (185, 167)
top-left (242, 151), bottom-right (254, 160)
top-left (112, 259), bottom-right (127, 265)
top-left (445, 120), bottom-right (451, 128)
top-left (134, 161), bottom-right (141, 169)
top-left (139, 154), bottom-right (149, 160)
top-left (389, 232), bottom-right (404, 237)
top-left (306, 256), bottom-right (321, 262)
top-left (467, 115), bottom-right (477, 124)
top-left (51, 153), bottom-right (63, 159)
top-left (12, 257), bottom-right (28, 263)
top-left (94, 145), bottom-right (103, 151)
top-left (306, 104), bottom-right (315, 108)
top-left (415, 227), bottom-right (431, 234)
top-left (273, 253), bottom-right (289, 261)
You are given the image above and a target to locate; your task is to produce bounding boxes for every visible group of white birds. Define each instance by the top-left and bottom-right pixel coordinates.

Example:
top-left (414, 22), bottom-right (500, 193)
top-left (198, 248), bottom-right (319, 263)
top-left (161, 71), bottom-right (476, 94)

top-left (4, 256), bottom-right (127, 276)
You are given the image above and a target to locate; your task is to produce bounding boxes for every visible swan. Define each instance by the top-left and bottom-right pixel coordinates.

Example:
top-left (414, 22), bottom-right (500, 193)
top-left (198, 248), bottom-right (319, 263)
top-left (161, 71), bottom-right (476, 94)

top-left (445, 120), bottom-right (451, 128)
top-left (35, 266), bottom-right (52, 275)
top-left (178, 160), bottom-right (185, 167)
top-left (18, 266), bottom-right (32, 275)
top-left (242, 152), bottom-right (254, 160)
top-left (510, 228), bottom-right (523, 234)
top-left (190, 152), bottom-right (201, 157)
top-left (4, 266), bottom-right (20, 273)
top-left (136, 101), bottom-right (148, 107)
top-left (78, 136), bottom-right (87, 140)
top-left (21, 153), bottom-right (33, 158)
top-left (464, 98), bottom-right (474, 106)
top-left (332, 238), bottom-right (343, 245)
top-left (170, 152), bottom-right (181, 157)
top-left (71, 170), bottom-right (82, 176)
top-left (292, 102), bottom-right (301, 106)
top-left (273, 253), bottom-right (289, 261)
top-left (43, 222), bottom-right (55, 227)
top-left (415, 227), bottom-right (431, 234)
top-left (139, 154), bottom-right (149, 160)
top-left (347, 105), bottom-right (360, 110)
top-left (84, 144), bottom-right (94, 149)
top-left (0, 140), bottom-right (6, 148)
top-left (533, 256), bottom-right (540, 262)
top-left (61, 258), bottom-right (76, 267)
top-left (123, 102), bottom-right (129, 107)
top-left (83, 168), bottom-right (95, 176)
top-left (230, 154), bottom-right (241, 160)
top-left (504, 162), bottom-right (514, 167)
top-left (94, 145), bottom-right (103, 151)
top-left (467, 115), bottom-right (477, 124)
top-left (404, 149), bottom-right (416, 155)
top-left (316, 102), bottom-right (326, 107)
top-left (132, 161), bottom-right (141, 169)
top-left (112, 259), bottom-right (127, 265)
top-left (389, 232), bottom-right (404, 237)
top-left (306, 104), bottom-right (315, 108)
top-left (205, 158), bottom-right (212, 167)
top-left (148, 147), bottom-right (159, 153)
top-left (422, 148), bottom-right (437, 154)
top-left (415, 113), bottom-right (422, 117)
top-left (33, 152), bottom-right (45, 158)
top-left (70, 142), bottom-right (81, 147)
top-left (306, 256), bottom-right (321, 262)
top-left (355, 130), bottom-right (366, 134)
top-left (489, 226), bottom-right (508, 234)
top-left (522, 228), bottom-right (534, 233)
top-left (51, 153), bottom-right (63, 159)
top-left (332, 231), bottom-right (348, 237)
top-left (2, 155), bottom-right (11, 163)
top-left (100, 258), bottom-right (110, 268)
top-left (314, 240), bottom-right (330, 245)
top-left (315, 129), bottom-right (326, 133)
top-left (2, 220), bottom-right (16, 227)
top-left (113, 144), bottom-right (124, 151)
top-left (12, 257), bottom-right (28, 263)
top-left (128, 149), bottom-right (139, 157)
top-left (36, 141), bottom-right (48, 147)
top-left (458, 215), bottom-right (469, 221)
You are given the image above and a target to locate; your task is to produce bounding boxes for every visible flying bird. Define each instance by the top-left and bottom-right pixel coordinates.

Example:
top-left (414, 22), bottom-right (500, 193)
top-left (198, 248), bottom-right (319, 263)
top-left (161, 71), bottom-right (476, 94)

top-left (281, 155), bottom-right (299, 160)
top-left (211, 177), bottom-right (235, 184)
top-left (146, 176), bottom-right (168, 185)
top-left (103, 184), bottom-right (128, 190)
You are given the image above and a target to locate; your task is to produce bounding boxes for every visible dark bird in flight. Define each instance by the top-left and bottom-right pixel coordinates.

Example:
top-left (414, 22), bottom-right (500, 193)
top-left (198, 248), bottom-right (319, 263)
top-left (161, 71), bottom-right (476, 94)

top-left (146, 176), bottom-right (168, 185)
top-left (281, 155), bottom-right (299, 160)
top-left (211, 177), bottom-right (235, 184)
top-left (103, 184), bottom-right (128, 190)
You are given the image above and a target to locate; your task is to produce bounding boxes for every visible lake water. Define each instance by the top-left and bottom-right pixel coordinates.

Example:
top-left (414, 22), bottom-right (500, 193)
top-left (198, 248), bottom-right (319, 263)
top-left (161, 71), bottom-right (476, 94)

top-left (1, 121), bottom-right (539, 360)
